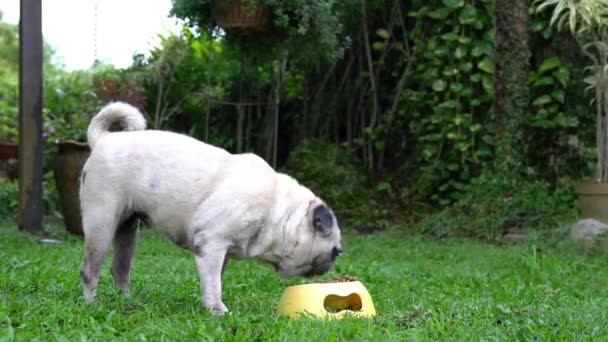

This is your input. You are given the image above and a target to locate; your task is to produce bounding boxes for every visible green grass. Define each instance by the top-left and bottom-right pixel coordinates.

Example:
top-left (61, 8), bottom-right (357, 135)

top-left (1, 222), bottom-right (607, 341)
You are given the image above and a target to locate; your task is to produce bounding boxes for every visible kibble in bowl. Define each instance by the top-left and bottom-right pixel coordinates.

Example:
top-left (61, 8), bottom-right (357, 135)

top-left (318, 275), bottom-right (359, 283)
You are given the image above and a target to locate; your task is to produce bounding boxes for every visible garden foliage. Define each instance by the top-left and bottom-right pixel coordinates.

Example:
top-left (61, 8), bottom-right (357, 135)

top-left (0, 1), bottom-right (599, 237)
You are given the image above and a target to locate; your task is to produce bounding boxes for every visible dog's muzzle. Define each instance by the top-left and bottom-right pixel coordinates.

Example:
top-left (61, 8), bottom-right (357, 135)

top-left (303, 246), bottom-right (343, 277)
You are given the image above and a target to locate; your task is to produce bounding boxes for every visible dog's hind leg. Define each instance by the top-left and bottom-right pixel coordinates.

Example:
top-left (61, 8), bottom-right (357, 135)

top-left (111, 215), bottom-right (139, 297)
top-left (79, 206), bottom-right (119, 303)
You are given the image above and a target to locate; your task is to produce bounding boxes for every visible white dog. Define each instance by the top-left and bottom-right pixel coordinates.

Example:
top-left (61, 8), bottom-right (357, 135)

top-left (78, 102), bottom-right (343, 315)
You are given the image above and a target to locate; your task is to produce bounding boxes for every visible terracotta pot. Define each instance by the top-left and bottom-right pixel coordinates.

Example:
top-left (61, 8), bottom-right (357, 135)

top-left (0, 141), bottom-right (18, 179)
top-left (0, 141), bottom-right (18, 160)
top-left (212, 1), bottom-right (270, 30)
top-left (54, 140), bottom-right (90, 235)
top-left (574, 180), bottom-right (608, 223)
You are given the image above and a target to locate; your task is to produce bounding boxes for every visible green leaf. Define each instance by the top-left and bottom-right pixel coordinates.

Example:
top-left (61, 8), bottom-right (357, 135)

top-left (432, 80), bottom-right (447, 92)
top-left (475, 148), bottom-right (492, 157)
top-left (533, 119), bottom-right (554, 128)
top-left (450, 82), bottom-right (463, 92)
top-left (457, 36), bottom-right (471, 44)
top-left (374, 141), bottom-right (385, 151)
top-left (441, 32), bottom-right (459, 41)
top-left (470, 123), bottom-right (483, 133)
top-left (443, 68), bottom-right (458, 77)
top-left (377, 181), bottom-right (391, 191)
top-left (460, 86), bottom-right (473, 97)
top-left (458, 6), bottom-right (478, 25)
top-left (541, 26), bottom-right (553, 39)
top-left (441, 100), bottom-right (459, 108)
top-left (545, 113), bottom-right (576, 128)
top-left (422, 147), bottom-right (436, 159)
top-left (554, 67), bottom-right (570, 87)
top-left (434, 46), bottom-right (450, 57)
top-left (538, 56), bottom-right (560, 74)
top-left (472, 40), bottom-right (493, 57)
top-left (372, 41), bottom-right (385, 51)
top-left (455, 142), bottom-right (471, 151)
top-left (478, 58), bottom-right (494, 74)
top-left (532, 95), bottom-right (552, 106)
top-left (376, 28), bottom-right (390, 40)
top-left (455, 46), bottom-right (467, 59)
top-left (533, 76), bottom-right (554, 87)
top-left (447, 163), bottom-right (460, 171)
top-left (528, 71), bottom-right (539, 83)
top-left (446, 132), bottom-right (459, 140)
top-left (442, 0), bottom-right (464, 9)
top-left (482, 75), bottom-right (494, 94)
top-left (428, 7), bottom-right (451, 19)
top-left (531, 19), bottom-right (546, 32)
top-left (482, 134), bottom-right (495, 145)
top-left (551, 89), bottom-right (565, 103)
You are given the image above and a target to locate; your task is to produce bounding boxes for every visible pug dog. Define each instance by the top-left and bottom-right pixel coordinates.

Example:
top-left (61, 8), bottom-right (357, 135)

top-left (78, 102), bottom-right (343, 315)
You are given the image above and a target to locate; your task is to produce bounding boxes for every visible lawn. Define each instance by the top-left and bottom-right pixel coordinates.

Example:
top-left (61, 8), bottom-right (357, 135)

top-left (1, 221), bottom-right (607, 340)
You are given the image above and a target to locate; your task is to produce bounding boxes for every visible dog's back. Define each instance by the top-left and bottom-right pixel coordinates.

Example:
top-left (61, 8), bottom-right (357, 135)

top-left (82, 104), bottom-right (239, 231)
top-left (80, 102), bottom-right (277, 232)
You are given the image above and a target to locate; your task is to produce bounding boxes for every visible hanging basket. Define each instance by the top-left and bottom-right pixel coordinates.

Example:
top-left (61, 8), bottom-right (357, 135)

top-left (211, 1), bottom-right (270, 30)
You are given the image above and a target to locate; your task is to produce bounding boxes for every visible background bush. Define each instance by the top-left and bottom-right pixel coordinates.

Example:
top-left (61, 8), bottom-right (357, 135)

top-left (0, 1), bottom-right (598, 238)
top-left (283, 139), bottom-right (401, 230)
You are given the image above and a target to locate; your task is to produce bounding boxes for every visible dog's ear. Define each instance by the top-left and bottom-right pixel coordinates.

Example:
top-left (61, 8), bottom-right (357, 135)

top-left (312, 204), bottom-right (334, 235)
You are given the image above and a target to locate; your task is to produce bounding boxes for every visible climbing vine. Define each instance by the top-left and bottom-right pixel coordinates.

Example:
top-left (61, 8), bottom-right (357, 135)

top-left (397, 0), bottom-right (496, 204)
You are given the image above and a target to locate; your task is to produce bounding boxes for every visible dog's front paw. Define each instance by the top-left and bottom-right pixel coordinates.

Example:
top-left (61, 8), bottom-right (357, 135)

top-left (204, 302), bottom-right (229, 316)
top-left (83, 287), bottom-right (97, 304)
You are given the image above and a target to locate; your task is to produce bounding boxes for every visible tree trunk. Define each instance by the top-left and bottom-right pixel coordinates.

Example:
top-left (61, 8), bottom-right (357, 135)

top-left (245, 104), bottom-right (252, 152)
top-left (361, 0), bottom-right (378, 171)
top-left (19, 0), bottom-right (44, 233)
top-left (302, 78), bottom-right (309, 140)
top-left (236, 104), bottom-right (244, 153)
top-left (493, 0), bottom-right (530, 168)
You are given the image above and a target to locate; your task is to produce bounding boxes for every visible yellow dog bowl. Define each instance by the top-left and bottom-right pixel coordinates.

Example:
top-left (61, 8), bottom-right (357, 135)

top-left (277, 281), bottom-right (376, 319)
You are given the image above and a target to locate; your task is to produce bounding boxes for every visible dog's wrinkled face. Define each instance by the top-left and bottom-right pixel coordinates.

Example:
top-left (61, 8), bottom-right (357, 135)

top-left (276, 203), bottom-right (342, 278)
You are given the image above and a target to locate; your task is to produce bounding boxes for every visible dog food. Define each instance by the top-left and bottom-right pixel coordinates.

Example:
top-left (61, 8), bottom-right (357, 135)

top-left (319, 275), bottom-right (358, 283)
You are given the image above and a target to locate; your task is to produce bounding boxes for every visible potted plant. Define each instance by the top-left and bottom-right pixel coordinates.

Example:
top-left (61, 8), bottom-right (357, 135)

top-left (0, 98), bottom-right (19, 178)
top-left (0, 141), bottom-right (18, 180)
top-left (53, 140), bottom-right (90, 235)
top-left (46, 109), bottom-right (92, 236)
top-left (536, 0), bottom-right (608, 221)
top-left (0, 141), bottom-right (18, 161)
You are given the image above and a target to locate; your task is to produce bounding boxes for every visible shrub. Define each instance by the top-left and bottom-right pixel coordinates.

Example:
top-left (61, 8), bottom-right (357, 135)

top-left (0, 178), bottom-right (18, 220)
top-left (0, 171), bottom-right (63, 222)
top-left (283, 139), bottom-right (394, 230)
top-left (419, 169), bottom-right (578, 240)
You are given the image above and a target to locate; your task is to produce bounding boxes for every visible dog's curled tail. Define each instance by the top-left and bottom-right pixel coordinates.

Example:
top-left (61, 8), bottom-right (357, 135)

top-left (87, 102), bottom-right (147, 149)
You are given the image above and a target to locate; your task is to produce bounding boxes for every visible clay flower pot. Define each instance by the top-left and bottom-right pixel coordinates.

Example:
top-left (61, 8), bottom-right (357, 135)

top-left (0, 141), bottom-right (18, 160)
top-left (53, 140), bottom-right (90, 235)
top-left (0, 141), bottom-right (18, 179)
top-left (575, 180), bottom-right (608, 223)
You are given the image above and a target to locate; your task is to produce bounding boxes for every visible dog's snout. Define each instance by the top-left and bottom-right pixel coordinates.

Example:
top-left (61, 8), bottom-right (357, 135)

top-left (305, 261), bottom-right (333, 277)
top-left (331, 246), bottom-right (343, 259)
